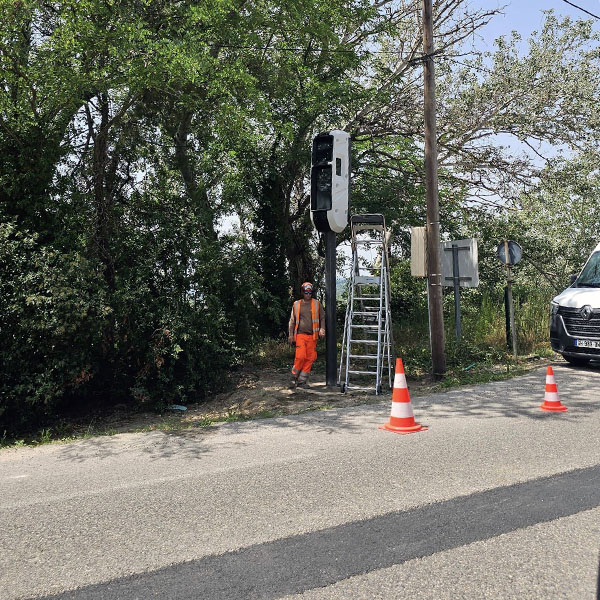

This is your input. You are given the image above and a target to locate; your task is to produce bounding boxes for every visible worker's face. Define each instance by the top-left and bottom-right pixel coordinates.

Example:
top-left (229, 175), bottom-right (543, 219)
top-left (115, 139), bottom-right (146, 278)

top-left (303, 289), bottom-right (312, 298)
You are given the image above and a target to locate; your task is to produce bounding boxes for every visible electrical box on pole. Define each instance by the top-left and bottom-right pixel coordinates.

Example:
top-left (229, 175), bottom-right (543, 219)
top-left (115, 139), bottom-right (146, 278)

top-left (310, 130), bottom-right (351, 233)
top-left (310, 130), bottom-right (351, 387)
top-left (411, 227), bottom-right (427, 277)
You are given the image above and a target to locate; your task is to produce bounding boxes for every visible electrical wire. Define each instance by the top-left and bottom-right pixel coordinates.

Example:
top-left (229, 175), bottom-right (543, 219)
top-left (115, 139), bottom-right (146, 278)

top-left (438, 56), bottom-right (496, 74)
top-left (560, 0), bottom-right (600, 20)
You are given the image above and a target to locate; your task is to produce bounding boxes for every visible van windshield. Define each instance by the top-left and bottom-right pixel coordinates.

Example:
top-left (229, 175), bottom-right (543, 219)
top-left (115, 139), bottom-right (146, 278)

top-left (575, 251), bottom-right (600, 288)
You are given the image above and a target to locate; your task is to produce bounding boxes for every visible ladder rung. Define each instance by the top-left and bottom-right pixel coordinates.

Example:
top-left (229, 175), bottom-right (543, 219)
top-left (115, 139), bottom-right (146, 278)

top-left (354, 277), bottom-right (380, 286)
top-left (349, 354), bottom-right (379, 359)
top-left (348, 370), bottom-right (378, 375)
top-left (351, 325), bottom-right (379, 329)
top-left (354, 277), bottom-right (381, 285)
top-left (353, 297), bottom-right (380, 301)
top-left (345, 385), bottom-right (377, 391)
top-left (354, 240), bottom-right (384, 245)
top-left (350, 340), bottom-right (379, 345)
top-left (352, 311), bottom-right (379, 316)
top-left (351, 317), bottom-right (384, 321)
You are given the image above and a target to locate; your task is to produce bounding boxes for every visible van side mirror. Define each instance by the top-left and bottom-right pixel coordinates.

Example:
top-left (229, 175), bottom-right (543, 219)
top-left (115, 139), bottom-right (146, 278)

top-left (569, 274), bottom-right (577, 285)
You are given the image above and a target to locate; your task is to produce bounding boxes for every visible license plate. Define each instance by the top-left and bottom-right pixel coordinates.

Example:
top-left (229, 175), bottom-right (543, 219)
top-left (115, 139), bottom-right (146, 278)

top-left (575, 339), bottom-right (600, 348)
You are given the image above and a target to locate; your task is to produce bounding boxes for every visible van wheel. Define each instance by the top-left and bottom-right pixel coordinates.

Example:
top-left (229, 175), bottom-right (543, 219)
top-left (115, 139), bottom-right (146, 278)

top-left (564, 355), bottom-right (590, 366)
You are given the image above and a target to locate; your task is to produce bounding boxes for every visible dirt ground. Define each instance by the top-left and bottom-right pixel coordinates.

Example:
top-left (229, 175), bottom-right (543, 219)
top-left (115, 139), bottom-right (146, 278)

top-left (89, 367), bottom-right (386, 435)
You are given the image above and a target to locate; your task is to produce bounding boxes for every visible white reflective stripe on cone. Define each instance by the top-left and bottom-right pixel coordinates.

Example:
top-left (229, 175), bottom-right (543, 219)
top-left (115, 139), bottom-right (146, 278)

top-left (544, 392), bottom-right (560, 402)
top-left (546, 375), bottom-right (556, 384)
top-left (393, 373), bottom-right (407, 389)
top-left (391, 401), bottom-right (414, 419)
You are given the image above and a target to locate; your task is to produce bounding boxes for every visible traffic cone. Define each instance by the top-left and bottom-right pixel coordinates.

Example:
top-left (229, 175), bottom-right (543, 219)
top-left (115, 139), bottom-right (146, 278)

top-left (540, 366), bottom-right (567, 412)
top-left (379, 358), bottom-right (427, 434)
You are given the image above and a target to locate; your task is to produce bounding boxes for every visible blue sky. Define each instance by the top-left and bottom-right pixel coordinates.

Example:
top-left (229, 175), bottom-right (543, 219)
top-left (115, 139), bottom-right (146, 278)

top-left (476, 0), bottom-right (600, 48)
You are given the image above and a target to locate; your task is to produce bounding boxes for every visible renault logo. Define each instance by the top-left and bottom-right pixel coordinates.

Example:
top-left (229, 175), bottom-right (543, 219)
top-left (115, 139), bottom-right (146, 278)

top-left (580, 305), bottom-right (593, 320)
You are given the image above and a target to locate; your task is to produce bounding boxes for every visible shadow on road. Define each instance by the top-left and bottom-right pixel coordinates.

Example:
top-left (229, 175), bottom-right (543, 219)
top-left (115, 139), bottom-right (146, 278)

top-left (35, 465), bottom-right (600, 600)
top-left (411, 362), bottom-right (600, 423)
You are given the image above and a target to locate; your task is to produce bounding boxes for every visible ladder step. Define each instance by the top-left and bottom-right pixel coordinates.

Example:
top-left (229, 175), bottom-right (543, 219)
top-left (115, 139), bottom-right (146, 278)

top-left (345, 385), bottom-right (378, 391)
top-left (348, 370), bottom-right (378, 375)
top-left (351, 214), bottom-right (385, 225)
top-left (349, 354), bottom-right (379, 359)
top-left (349, 340), bottom-right (380, 345)
top-left (351, 325), bottom-right (379, 329)
top-left (353, 296), bottom-right (380, 301)
top-left (353, 310), bottom-right (379, 314)
top-left (351, 316), bottom-right (381, 321)
top-left (354, 276), bottom-right (380, 285)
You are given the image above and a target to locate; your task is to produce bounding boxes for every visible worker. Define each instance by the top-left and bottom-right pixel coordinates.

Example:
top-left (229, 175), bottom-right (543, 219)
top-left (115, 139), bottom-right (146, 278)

top-left (288, 282), bottom-right (325, 387)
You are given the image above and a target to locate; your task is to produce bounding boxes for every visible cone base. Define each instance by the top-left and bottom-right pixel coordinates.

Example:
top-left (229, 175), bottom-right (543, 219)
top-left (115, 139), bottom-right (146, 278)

top-left (540, 403), bottom-right (567, 412)
top-left (379, 422), bottom-right (427, 435)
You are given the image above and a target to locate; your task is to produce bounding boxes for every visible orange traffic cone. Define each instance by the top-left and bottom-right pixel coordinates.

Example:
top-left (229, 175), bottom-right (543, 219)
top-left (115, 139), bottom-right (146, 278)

top-left (540, 366), bottom-right (567, 412)
top-left (379, 358), bottom-right (427, 434)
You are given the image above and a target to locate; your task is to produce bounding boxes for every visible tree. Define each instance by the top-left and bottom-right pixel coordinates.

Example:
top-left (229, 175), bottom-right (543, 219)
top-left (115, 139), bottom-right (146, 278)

top-left (508, 150), bottom-right (600, 291)
top-left (435, 11), bottom-right (600, 205)
top-left (228, 0), bottom-right (499, 334)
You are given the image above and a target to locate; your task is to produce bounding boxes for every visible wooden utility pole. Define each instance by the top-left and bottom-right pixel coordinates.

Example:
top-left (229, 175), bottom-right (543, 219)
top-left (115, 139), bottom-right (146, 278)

top-left (422, 0), bottom-right (446, 377)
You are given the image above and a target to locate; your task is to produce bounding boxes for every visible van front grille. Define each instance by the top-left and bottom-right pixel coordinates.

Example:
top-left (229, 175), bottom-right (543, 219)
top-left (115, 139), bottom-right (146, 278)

top-left (558, 306), bottom-right (600, 338)
top-left (564, 345), bottom-right (600, 356)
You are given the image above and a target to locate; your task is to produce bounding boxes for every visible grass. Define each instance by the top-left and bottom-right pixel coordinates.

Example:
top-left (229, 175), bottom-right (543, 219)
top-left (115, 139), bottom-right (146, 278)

top-left (437, 361), bottom-right (529, 389)
top-left (253, 338), bottom-right (296, 368)
top-left (0, 411), bottom-right (258, 449)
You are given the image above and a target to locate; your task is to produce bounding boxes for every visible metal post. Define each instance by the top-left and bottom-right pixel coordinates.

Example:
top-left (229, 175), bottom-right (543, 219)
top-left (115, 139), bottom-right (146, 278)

top-left (452, 244), bottom-right (461, 341)
top-left (503, 240), bottom-right (518, 358)
top-left (504, 286), bottom-right (511, 349)
top-left (325, 230), bottom-right (337, 386)
top-left (506, 265), bottom-right (518, 358)
top-left (423, 0), bottom-right (446, 377)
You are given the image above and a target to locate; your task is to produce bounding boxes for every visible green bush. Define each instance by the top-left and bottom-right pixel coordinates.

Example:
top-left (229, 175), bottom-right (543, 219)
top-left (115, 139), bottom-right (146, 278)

top-left (0, 223), bottom-right (262, 435)
top-left (0, 223), bottom-right (106, 432)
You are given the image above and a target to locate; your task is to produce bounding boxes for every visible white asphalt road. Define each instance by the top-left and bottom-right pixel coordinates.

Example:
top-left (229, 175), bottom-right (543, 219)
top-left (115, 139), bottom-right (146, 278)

top-left (1, 363), bottom-right (599, 599)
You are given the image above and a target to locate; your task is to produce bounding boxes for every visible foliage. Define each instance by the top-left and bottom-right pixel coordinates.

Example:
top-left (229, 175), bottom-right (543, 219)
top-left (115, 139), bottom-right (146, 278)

top-left (508, 152), bottom-right (600, 291)
top-left (0, 223), bottom-right (105, 429)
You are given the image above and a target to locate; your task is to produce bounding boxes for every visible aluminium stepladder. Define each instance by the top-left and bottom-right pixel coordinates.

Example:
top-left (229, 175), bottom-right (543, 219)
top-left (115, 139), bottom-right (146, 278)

top-left (338, 214), bottom-right (394, 394)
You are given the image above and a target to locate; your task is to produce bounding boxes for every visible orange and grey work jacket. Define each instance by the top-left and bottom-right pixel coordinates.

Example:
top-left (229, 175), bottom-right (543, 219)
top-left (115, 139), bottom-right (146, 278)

top-left (289, 299), bottom-right (325, 341)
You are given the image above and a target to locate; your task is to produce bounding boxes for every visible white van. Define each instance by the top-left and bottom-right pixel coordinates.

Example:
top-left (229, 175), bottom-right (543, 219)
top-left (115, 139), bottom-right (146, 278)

top-left (550, 242), bottom-right (600, 365)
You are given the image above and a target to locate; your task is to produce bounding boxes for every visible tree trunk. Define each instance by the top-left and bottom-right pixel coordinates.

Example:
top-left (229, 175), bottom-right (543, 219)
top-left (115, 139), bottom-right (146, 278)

top-left (254, 170), bottom-right (290, 337)
top-left (173, 111), bottom-right (218, 241)
top-left (286, 213), bottom-right (317, 298)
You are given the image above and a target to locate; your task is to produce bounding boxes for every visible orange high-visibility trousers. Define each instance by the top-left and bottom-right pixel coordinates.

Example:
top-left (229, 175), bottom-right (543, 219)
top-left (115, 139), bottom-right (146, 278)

top-left (291, 333), bottom-right (317, 383)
